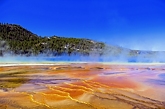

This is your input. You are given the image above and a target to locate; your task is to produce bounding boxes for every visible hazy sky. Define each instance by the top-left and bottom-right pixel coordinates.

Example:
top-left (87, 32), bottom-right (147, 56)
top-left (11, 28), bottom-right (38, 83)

top-left (0, 0), bottom-right (165, 50)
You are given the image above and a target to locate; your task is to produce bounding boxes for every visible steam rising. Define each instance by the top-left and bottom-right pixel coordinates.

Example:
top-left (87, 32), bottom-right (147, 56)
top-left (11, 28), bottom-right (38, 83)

top-left (1, 40), bottom-right (165, 63)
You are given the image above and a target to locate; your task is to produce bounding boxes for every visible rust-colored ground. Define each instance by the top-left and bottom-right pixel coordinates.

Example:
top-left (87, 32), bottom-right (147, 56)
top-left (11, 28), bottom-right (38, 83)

top-left (0, 63), bottom-right (165, 109)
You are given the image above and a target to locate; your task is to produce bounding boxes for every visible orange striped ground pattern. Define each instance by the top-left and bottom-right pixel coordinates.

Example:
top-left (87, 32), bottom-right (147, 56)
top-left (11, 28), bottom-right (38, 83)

top-left (0, 63), bottom-right (165, 109)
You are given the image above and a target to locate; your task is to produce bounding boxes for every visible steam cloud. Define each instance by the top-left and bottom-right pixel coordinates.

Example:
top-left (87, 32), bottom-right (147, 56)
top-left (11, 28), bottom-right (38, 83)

top-left (1, 41), bottom-right (165, 63)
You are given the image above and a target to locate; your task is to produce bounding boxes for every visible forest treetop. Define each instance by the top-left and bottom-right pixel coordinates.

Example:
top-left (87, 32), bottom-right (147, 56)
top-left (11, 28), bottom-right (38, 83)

top-left (0, 23), bottom-right (105, 56)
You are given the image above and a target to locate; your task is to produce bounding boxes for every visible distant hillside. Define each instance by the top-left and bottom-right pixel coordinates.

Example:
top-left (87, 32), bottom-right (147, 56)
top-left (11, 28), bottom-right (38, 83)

top-left (0, 23), bottom-right (105, 56)
top-left (0, 23), bottom-right (39, 41)
top-left (1, 23), bottom-right (165, 62)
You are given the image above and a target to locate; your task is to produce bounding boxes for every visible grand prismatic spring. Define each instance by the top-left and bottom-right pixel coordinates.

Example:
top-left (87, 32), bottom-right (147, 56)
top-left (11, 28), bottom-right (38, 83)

top-left (0, 63), bottom-right (165, 109)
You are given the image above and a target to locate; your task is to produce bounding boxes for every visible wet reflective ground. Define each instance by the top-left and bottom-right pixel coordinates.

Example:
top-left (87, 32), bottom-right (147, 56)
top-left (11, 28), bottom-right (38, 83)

top-left (0, 63), bottom-right (165, 109)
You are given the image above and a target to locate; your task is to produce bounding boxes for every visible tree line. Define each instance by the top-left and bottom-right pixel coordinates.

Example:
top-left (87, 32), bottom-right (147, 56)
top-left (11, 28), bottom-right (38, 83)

top-left (0, 23), bottom-right (105, 56)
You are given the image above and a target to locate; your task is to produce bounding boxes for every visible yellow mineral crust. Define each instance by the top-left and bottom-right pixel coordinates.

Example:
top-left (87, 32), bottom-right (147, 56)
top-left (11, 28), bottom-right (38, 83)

top-left (0, 63), bottom-right (165, 109)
